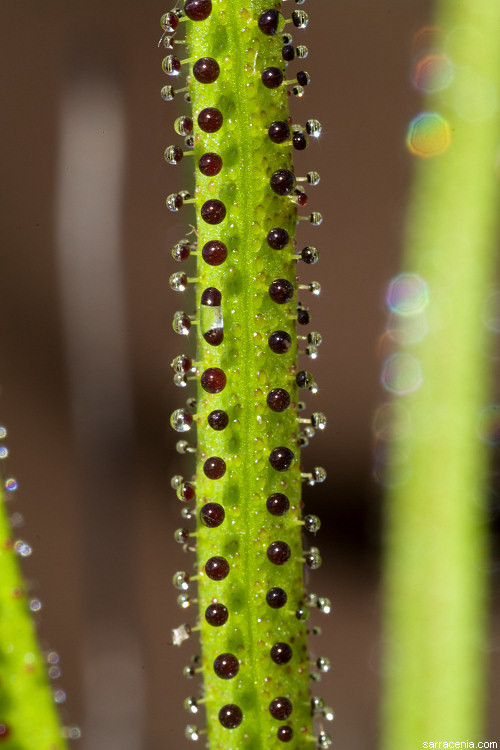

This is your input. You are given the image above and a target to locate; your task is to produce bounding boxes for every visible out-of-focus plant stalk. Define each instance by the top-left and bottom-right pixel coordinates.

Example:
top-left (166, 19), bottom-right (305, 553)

top-left (382, 1), bottom-right (500, 746)
top-left (0, 482), bottom-right (67, 748)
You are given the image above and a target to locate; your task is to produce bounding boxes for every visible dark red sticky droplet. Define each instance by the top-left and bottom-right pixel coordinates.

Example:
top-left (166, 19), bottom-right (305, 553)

top-left (267, 388), bottom-right (290, 412)
top-left (0, 724), bottom-right (10, 740)
top-left (199, 152), bottom-right (223, 176)
top-left (201, 199), bottom-right (226, 224)
top-left (269, 447), bottom-right (294, 471)
top-left (208, 410), bottom-right (229, 430)
top-left (203, 457), bottom-right (226, 480)
top-left (213, 653), bottom-right (239, 679)
top-left (202, 240), bottom-right (227, 265)
top-left (203, 328), bottom-right (224, 346)
top-left (282, 44), bottom-right (295, 62)
top-left (269, 697), bottom-right (293, 720)
top-left (198, 107), bottom-right (223, 133)
top-left (258, 9), bottom-right (281, 35)
top-left (201, 367), bottom-right (226, 393)
top-left (262, 67), bottom-right (284, 89)
top-left (268, 121), bottom-right (290, 144)
top-left (184, 0), bottom-right (212, 21)
top-left (269, 279), bottom-right (294, 304)
top-left (270, 169), bottom-right (295, 196)
top-left (205, 602), bottom-right (228, 626)
top-left (267, 541), bottom-right (291, 565)
top-left (267, 227), bottom-right (290, 249)
top-left (200, 502), bottom-right (225, 527)
top-left (269, 331), bottom-right (292, 354)
top-left (266, 587), bottom-right (288, 608)
top-left (205, 556), bottom-right (229, 580)
top-left (270, 642), bottom-right (293, 665)
top-left (201, 287), bottom-right (222, 306)
top-left (266, 493), bottom-right (290, 516)
top-left (277, 726), bottom-right (294, 742)
top-left (193, 57), bottom-right (220, 83)
top-left (219, 704), bottom-right (243, 729)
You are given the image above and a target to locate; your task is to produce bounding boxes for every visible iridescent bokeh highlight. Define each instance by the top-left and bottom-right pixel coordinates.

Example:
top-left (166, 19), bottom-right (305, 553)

top-left (406, 112), bottom-right (451, 158)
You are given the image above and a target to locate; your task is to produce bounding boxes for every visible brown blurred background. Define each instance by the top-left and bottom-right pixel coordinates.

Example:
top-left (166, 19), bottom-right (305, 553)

top-left (1, 1), bottom-right (499, 748)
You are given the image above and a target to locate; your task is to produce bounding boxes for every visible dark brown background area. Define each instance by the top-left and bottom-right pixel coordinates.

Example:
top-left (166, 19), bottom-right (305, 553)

top-left (1, 2), bottom-right (498, 749)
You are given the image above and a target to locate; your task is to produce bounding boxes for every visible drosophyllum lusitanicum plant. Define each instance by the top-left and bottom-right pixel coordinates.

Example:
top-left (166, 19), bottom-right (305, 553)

top-left (161, 1), bottom-right (331, 748)
top-left (0, 0), bottom-right (498, 747)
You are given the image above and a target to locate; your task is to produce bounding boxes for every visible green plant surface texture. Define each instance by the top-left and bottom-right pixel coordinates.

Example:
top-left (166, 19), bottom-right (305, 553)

top-left (382, 0), bottom-right (500, 746)
top-left (167, 1), bottom-right (322, 748)
top-left (0, 484), bottom-right (67, 749)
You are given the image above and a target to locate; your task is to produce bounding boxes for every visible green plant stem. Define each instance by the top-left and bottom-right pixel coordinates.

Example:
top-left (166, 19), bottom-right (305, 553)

top-left (382, 1), bottom-right (500, 746)
top-left (0, 485), bottom-right (67, 748)
top-left (170, 1), bottom-right (319, 747)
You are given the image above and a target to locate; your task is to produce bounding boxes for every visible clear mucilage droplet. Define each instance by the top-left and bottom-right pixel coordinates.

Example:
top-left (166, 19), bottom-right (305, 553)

top-left (185, 724), bottom-right (200, 742)
top-left (171, 474), bottom-right (184, 490)
top-left (311, 696), bottom-right (325, 713)
top-left (170, 272), bottom-right (188, 291)
top-left (174, 373), bottom-right (188, 387)
top-left (311, 411), bottom-right (327, 429)
top-left (173, 571), bottom-right (190, 590)
top-left (317, 596), bottom-right (332, 614)
top-left (312, 466), bottom-right (327, 483)
top-left (317, 656), bottom-right (331, 673)
top-left (184, 696), bottom-right (200, 714)
top-left (177, 594), bottom-right (191, 609)
top-left (162, 54), bottom-right (181, 75)
top-left (176, 440), bottom-right (193, 454)
top-left (200, 303), bottom-right (223, 345)
top-left (174, 528), bottom-right (190, 544)
top-left (317, 731), bottom-right (333, 748)
top-left (306, 119), bottom-right (322, 138)
top-left (305, 547), bottom-right (322, 569)
top-left (161, 85), bottom-right (175, 101)
top-left (170, 409), bottom-right (194, 432)
top-left (174, 116), bottom-right (194, 136)
top-left (173, 311), bottom-right (191, 335)
top-left (303, 514), bottom-right (321, 533)
top-left (292, 10), bottom-right (309, 28)
top-left (172, 239), bottom-right (192, 262)
top-left (171, 354), bottom-right (192, 373)
top-left (308, 332), bottom-right (323, 347)
top-left (166, 193), bottom-right (183, 211)
top-left (164, 145), bottom-right (184, 165)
